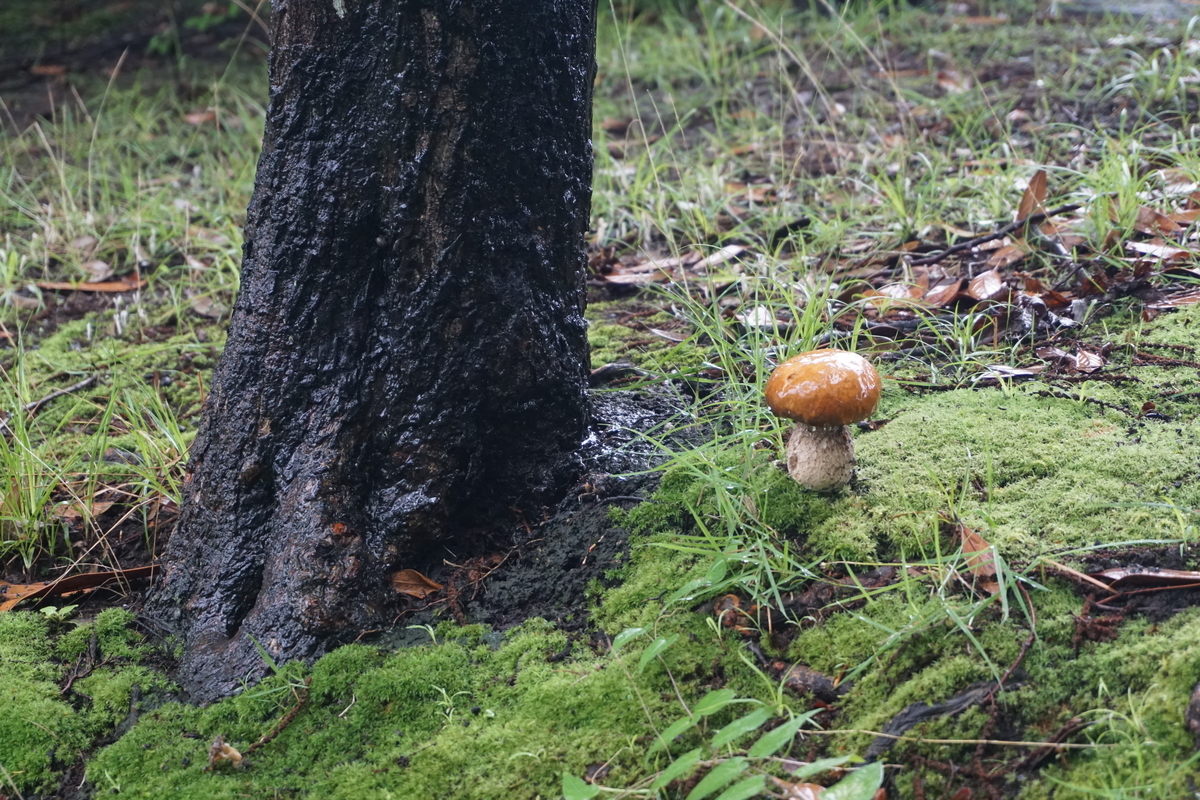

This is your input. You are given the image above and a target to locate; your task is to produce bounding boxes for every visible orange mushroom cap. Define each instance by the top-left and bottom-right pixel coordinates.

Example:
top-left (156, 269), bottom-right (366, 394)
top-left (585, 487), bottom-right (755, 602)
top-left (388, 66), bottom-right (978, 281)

top-left (765, 350), bottom-right (881, 427)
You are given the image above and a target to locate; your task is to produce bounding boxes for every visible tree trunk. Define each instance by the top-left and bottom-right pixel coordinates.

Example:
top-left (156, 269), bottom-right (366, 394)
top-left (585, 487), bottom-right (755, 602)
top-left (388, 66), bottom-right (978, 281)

top-left (148, 0), bottom-right (596, 703)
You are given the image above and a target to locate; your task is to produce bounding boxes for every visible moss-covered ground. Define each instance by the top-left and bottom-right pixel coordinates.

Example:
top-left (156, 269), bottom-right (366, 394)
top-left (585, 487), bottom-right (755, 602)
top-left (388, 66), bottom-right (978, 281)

top-left (8, 0), bottom-right (1200, 798)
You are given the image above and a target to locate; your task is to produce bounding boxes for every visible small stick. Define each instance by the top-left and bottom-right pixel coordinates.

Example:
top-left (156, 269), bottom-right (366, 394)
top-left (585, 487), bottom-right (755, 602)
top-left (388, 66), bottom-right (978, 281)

top-left (245, 676), bottom-right (312, 756)
top-left (24, 375), bottom-right (98, 414)
top-left (910, 203), bottom-right (1082, 266)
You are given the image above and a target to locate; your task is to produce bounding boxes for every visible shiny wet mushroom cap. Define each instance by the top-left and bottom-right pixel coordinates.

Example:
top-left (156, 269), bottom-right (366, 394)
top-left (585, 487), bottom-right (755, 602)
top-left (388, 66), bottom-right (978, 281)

top-left (764, 350), bottom-right (881, 492)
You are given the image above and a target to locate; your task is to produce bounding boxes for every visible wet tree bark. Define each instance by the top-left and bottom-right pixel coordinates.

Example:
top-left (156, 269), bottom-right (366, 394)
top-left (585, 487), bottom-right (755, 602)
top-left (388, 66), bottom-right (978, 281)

top-left (148, 0), bottom-right (596, 702)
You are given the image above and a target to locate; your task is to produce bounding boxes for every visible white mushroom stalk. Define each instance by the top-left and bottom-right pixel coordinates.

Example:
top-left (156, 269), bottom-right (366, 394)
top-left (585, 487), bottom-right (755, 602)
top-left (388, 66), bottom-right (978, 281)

top-left (764, 350), bottom-right (881, 492)
top-left (784, 423), bottom-right (856, 493)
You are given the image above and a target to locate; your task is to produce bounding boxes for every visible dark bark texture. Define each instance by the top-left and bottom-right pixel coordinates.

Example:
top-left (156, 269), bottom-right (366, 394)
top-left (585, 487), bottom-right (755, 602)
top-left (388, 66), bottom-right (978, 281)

top-left (149, 0), bottom-right (596, 702)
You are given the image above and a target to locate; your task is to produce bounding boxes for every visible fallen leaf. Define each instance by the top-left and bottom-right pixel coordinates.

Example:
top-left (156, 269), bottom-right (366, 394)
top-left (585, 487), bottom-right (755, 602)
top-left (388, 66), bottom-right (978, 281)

top-left (30, 63), bottom-right (67, 76)
top-left (601, 268), bottom-right (672, 286)
top-left (966, 269), bottom-right (1006, 301)
top-left (1126, 240), bottom-right (1190, 261)
top-left (188, 226), bottom-right (234, 247)
top-left (936, 70), bottom-right (972, 94)
top-left (985, 243), bottom-right (1028, 269)
top-left (81, 259), bottom-right (114, 282)
top-left (0, 565), bottom-right (157, 612)
top-left (1148, 288), bottom-right (1200, 309)
top-left (598, 117), bottom-right (628, 133)
top-left (734, 306), bottom-right (777, 330)
top-left (1163, 265), bottom-right (1200, 281)
top-left (1091, 567), bottom-right (1200, 589)
top-left (1017, 169), bottom-right (1048, 222)
top-left (958, 523), bottom-right (1000, 595)
top-left (390, 568), bottom-right (443, 599)
top-left (648, 327), bottom-right (687, 342)
top-left (69, 235), bottom-right (98, 252)
top-left (874, 282), bottom-right (926, 301)
top-left (36, 276), bottom-right (147, 293)
top-left (1133, 206), bottom-right (1180, 236)
top-left (923, 280), bottom-right (965, 307)
top-left (872, 68), bottom-right (928, 79)
top-left (184, 110), bottom-right (217, 126)
top-left (53, 499), bottom-right (117, 521)
top-left (190, 296), bottom-right (229, 319)
top-left (975, 364), bottom-right (1044, 382)
top-left (1073, 349), bottom-right (1106, 373)
top-left (1036, 345), bottom-right (1071, 364)
top-left (768, 778), bottom-right (823, 800)
top-left (693, 244), bottom-right (746, 271)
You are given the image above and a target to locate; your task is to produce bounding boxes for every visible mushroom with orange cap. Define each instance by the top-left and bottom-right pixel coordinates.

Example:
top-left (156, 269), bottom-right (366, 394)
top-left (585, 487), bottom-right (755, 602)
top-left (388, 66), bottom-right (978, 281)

top-left (764, 349), bottom-right (881, 492)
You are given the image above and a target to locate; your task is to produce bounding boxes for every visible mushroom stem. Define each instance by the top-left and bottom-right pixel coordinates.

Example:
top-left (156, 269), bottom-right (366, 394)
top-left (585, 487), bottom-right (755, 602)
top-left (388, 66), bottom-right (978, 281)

top-left (785, 423), bottom-right (855, 492)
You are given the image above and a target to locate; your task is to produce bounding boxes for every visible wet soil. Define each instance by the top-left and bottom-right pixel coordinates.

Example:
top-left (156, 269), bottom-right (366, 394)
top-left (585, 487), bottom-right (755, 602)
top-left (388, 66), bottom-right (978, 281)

top-left (371, 381), bottom-right (695, 649)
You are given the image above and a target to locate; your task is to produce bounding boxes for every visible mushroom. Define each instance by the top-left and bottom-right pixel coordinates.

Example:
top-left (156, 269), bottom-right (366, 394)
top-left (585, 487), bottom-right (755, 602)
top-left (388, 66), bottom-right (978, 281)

top-left (764, 349), bottom-right (881, 492)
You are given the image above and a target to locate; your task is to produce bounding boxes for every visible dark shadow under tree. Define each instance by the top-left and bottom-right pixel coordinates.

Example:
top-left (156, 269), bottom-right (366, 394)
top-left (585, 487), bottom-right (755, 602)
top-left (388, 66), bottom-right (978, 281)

top-left (148, 0), bottom-right (597, 702)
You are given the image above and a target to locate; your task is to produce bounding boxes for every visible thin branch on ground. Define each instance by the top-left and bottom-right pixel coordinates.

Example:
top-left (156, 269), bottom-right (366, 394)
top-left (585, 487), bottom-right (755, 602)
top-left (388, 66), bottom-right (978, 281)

top-left (910, 203), bottom-right (1082, 266)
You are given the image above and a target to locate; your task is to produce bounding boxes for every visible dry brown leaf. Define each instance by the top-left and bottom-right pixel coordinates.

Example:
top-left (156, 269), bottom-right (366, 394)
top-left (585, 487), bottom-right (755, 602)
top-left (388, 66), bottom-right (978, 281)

top-left (37, 276), bottom-right (147, 293)
top-left (390, 568), bottom-right (443, 599)
top-left (601, 269), bottom-right (671, 286)
top-left (1092, 567), bottom-right (1200, 589)
top-left (875, 282), bottom-right (926, 301)
top-left (1017, 169), bottom-right (1048, 222)
top-left (69, 234), bottom-right (98, 252)
top-left (1164, 265), bottom-right (1200, 281)
top-left (190, 296), bottom-right (229, 319)
top-left (923, 280), bottom-right (965, 307)
top-left (1148, 288), bottom-right (1200, 309)
top-left (81, 259), bottom-right (114, 282)
top-left (1133, 206), bottom-right (1181, 236)
top-left (30, 63), bottom-right (67, 76)
top-left (648, 327), bottom-right (688, 342)
top-left (1036, 345), bottom-right (1070, 364)
top-left (0, 565), bottom-right (157, 612)
top-left (959, 524), bottom-right (1000, 595)
top-left (693, 244), bottom-right (746, 270)
top-left (1126, 240), bottom-right (1189, 261)
top-left (1073, 350), bottom-right (1106, 373)
top-left (936, 70), bottom-right (972, 94)
top-left (985, 244), bottom-right (1028, 269)
top-left (188, 226), bottom-right (234, 247)
top-left (872, 68), bottom-right (928, 79)
top-left (966, 269), bottom-right (1005, 301)
top-left (53, 499), bottom-right (117, 521)
top-left (769, 776), bottom-right (824, 800)
top-left (184, 110), bottom-right (217, 126)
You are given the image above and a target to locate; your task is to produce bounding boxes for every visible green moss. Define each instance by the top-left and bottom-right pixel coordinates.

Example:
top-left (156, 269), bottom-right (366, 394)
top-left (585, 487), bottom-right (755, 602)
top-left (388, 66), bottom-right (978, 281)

top-left (847, 387), bottom-right (1200, 560)
top-left (0, 609), bottom-right (170, 794)
top-left (587, 320), bottom-right (641, 367)
top-left (585, 301), bottom-right (703, 370)
top-left (90, 616), bottom-right (763, 799)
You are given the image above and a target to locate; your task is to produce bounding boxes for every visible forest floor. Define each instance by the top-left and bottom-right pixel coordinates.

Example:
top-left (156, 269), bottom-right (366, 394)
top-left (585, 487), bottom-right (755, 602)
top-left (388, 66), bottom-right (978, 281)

top-left (6, 1), bottom-right (1200, 798)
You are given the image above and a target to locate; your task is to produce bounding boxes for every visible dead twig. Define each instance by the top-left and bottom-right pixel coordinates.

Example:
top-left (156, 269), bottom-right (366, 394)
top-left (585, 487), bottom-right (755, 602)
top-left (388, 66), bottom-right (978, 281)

top-left (24, 375), bottom-right (98, 415)
top-left (244, 676), bottom-right (312, 756)
top-left (910, 203), bottom-right (1082, 267)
